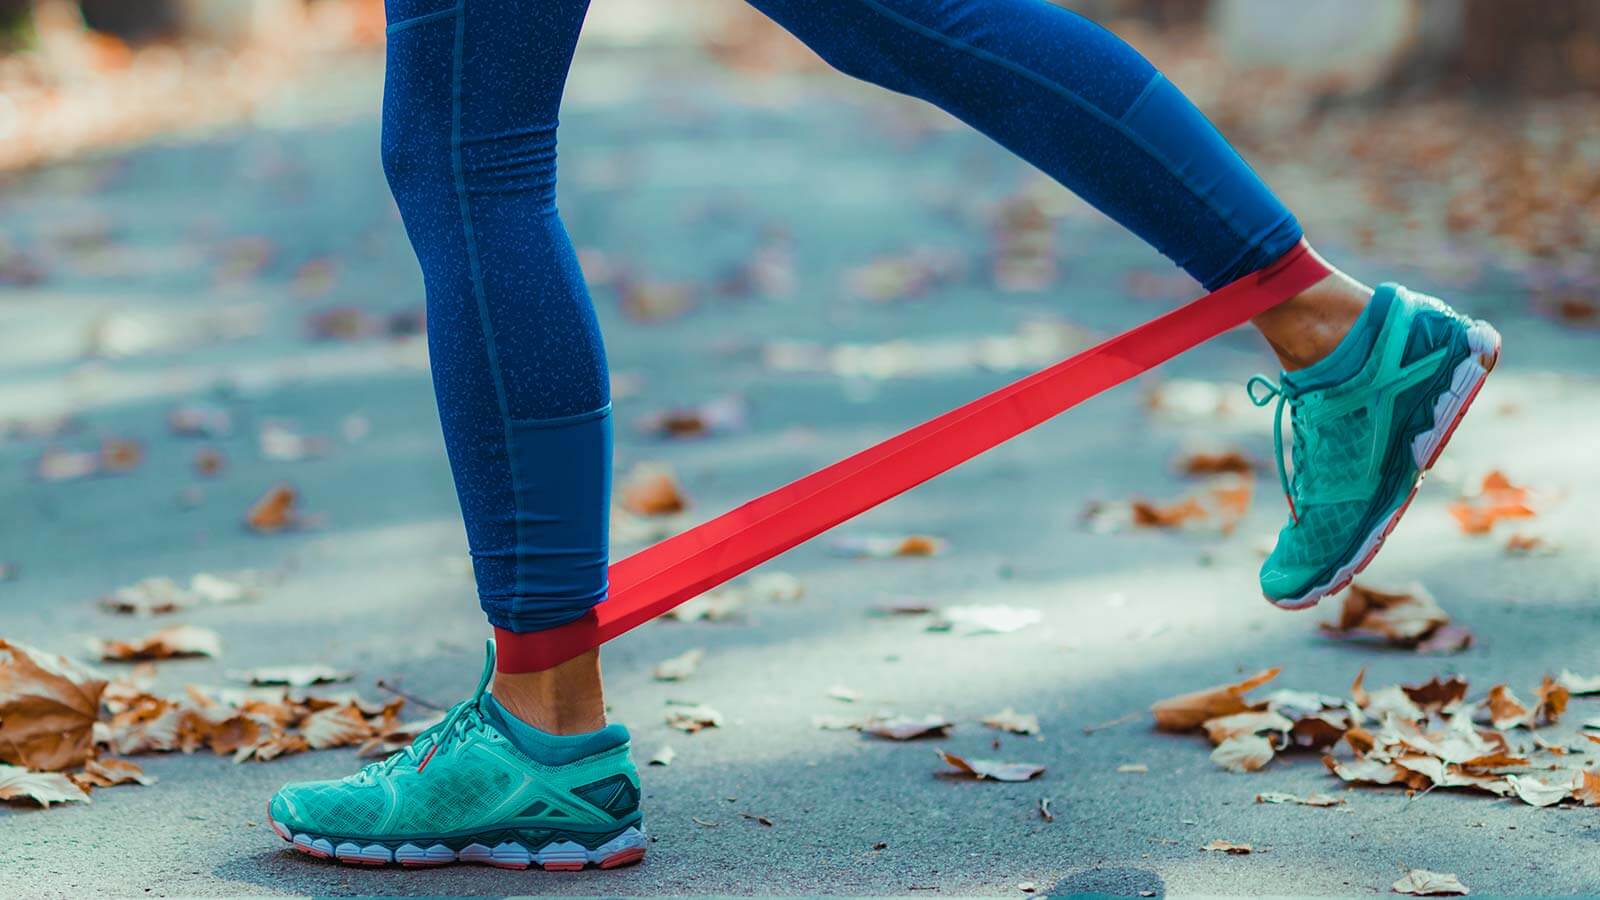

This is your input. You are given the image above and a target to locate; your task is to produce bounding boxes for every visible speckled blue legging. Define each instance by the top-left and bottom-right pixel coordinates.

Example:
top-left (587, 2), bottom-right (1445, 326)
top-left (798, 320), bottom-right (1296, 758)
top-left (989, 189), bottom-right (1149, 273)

top-left (380, 0), bottom-right (1303, 636)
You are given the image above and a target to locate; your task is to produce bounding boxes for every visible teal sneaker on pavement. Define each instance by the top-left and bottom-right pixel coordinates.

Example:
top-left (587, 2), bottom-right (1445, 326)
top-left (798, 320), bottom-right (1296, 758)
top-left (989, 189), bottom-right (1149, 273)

top-left (267, 642), bottom-right (646, 870)
top-left (1248, 283), bottom-right (1500, 609)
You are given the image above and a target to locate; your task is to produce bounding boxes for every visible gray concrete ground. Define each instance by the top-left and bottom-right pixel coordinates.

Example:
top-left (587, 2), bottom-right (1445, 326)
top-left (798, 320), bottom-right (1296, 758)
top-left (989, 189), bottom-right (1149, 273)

top-left (2, 46), bottom-right (1599, 898)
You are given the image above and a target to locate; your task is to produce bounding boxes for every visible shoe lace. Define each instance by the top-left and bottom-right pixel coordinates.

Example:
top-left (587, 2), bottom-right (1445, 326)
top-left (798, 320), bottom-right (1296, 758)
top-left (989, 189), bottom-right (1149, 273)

top-left (1246, 374), bottom-right (1303, 524)
top-left (353, 639), bottom-right (498, 782)
top-left (359, 698), bottom-right (485, 781)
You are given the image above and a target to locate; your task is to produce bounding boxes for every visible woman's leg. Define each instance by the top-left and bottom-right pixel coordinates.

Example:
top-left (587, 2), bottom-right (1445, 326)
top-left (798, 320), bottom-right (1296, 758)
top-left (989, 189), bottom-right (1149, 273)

top-left (381, 0), bottom-right (607, 724)
top-left (747, 0), bottom-right (1499, 610)
top-left (746, 0), bottom-right (1365, 365)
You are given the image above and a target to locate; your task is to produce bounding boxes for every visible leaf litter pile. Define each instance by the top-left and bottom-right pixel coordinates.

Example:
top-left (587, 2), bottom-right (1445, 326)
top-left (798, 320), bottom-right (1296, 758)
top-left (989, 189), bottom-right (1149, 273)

top-left (1152, 658), bottom-right (1600, 809)
top-left (0, 638), bottom-right (430, 808)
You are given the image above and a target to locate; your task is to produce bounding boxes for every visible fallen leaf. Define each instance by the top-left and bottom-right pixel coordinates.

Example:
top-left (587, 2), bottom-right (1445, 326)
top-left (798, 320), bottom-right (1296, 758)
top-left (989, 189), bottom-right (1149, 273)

top-left (1485, 684), bottom-right (1531, 730)
top-left (638, 396), bottom-right (747, 439)
top-left (1534, 676), bottom-right (1570, 724)
top-left (649, 745), bottom-right (676, 767)
top-left (1323, 581), bottom-right (1457, 647)
top-left (1116, 763), bottom-right (1149, 774)
top-left (92, 625), bottom-right (222, 662)
top-left (652, 649), bottom-right (705, 682)
top-left (1402, 676), bottom-right (1469, 713)
top-left (1017, 882), bottom-right (1037, 893)
top-left (0, 640), bottom-right (108, 770)
top-left (1255, 791), bottom-right (1344, 807)
top-left (1504, 533), bottom-right (1555, 555)
top-left (357, 714), bottom-right (443, 758)
top-left (228, 665), bottom-right (352, 688)
top-left (1448, 470), bottom-right (1535, 535)
top-left (1506, 772), bottom-right (1571, 808)
top-left (1202, 711), bottom-right (1293, 745)
top-left (864, 715), bottom-right (953, 741)
top-left (70, 757), bottom-right (155, 790)
top-left (937, 749), bottom-right (1045, 782)
top-left (245, 484), bottom-right (301, 533)
top-left (665, 704), bottom-right (723, 733)
top-left (1573, 771), bottom-right (1600, 806)
top-left (1558, 670), bottom-right (1600, 695)
top-left (928, 605), bottom-right (1042, 635)
top-left (1201, 840), bottom-right (1252, 854)
top-left (1178, 449), bottom-right (1255, 476)
top-left (1151, 668), bottom-right (1280, 732)
top-left (1392, 868), bottom-right (1469, 896)
top-left (831, 534), bottom-right (947, 558)
top-left (620, 466), bottom-right (688, 516)
top-left (1038, 797), bottom-right (1054, 821)
top-left (827, 685), bottom-right (863, 703)
top-left (0, 764), bottom-right (90, 807)
top-left (301, 706), bottom-right (374, 750)
top-left (982, 708), bottom-right (1040, 735)
top-left (257, 422), bottom-right (330, 462)
top-left (739, 811), bottom-right (775, 827)
top-left (1211, 734), bottom-right (1276, 773)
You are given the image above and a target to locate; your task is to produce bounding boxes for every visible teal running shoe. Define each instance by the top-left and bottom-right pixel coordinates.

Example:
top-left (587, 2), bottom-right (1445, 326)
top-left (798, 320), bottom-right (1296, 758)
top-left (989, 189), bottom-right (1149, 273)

top-left (267, 642), bottom-right (645, 870)
top-left (1248, 284), bottom-right (1500, 609)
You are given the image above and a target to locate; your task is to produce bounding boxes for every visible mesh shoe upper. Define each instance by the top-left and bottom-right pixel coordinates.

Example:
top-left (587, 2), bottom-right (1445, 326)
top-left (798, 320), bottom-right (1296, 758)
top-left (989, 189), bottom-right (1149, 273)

top-left (269, 644), bottom-right (640, 845)
top-left (1252, 284), bottom-right (1477, 602)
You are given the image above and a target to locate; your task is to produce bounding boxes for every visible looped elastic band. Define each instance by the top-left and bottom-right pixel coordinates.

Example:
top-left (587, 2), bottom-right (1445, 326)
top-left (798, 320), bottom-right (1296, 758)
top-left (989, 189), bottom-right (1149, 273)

top-left (496, 238), bottom-right (1333, 672)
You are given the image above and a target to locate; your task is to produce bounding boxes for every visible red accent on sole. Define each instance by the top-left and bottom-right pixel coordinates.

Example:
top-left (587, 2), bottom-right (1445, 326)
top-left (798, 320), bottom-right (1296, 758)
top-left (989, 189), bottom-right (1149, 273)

top-left (542, 861), bottom-right (586, 872)
top-left (1269, 335), bottom-right (1500, 611)
top-left (487, 860), bottom-right (532, 870)
top-left (599, 847), bottom-right (647, 869)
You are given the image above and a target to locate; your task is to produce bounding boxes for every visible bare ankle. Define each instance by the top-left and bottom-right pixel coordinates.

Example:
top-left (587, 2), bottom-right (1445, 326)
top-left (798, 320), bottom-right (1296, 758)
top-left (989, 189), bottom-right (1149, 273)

top-left (1251, 270), bottom-right (1372, 371)
top-left (492, 648), bottom-right (608, 735)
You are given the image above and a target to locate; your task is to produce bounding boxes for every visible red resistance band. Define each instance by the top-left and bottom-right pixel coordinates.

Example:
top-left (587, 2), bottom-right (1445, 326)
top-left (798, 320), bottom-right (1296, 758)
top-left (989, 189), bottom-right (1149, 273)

top-left (497, 239), bottom-right (1332, 672)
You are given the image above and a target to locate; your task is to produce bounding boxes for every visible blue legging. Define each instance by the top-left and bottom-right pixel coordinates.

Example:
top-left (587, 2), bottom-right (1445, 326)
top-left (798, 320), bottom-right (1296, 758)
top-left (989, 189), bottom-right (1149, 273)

top-left (380, 0), bottom-right (1303, 639)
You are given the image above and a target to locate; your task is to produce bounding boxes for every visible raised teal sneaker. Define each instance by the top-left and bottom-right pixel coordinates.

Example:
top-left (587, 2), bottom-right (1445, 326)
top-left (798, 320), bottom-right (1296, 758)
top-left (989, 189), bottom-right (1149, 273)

top-left (267, 642), bottom-right (645, 870)
top-left (1248, 283), bottom-right (1500, 609)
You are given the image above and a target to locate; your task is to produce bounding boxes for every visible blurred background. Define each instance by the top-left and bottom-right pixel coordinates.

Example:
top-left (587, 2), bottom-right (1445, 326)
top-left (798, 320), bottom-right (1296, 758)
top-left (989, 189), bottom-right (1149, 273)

top-left (2, 2), bottom-right (1599, 896)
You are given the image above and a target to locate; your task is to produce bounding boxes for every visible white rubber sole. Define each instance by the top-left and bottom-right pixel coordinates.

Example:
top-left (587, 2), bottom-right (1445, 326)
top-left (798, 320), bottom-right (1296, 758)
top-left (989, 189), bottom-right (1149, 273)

top-left (270, 803), bottom-right (647, 871)
top-left (1270, 318), bottom-right (1502, 611)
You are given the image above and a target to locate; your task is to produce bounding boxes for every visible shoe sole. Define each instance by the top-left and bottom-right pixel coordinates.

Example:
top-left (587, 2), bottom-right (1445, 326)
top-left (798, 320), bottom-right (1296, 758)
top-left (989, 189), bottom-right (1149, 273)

top-left (1268, 318), bottom-right (1502, 610)
top-left (268, 801), bottom-right (647, 871)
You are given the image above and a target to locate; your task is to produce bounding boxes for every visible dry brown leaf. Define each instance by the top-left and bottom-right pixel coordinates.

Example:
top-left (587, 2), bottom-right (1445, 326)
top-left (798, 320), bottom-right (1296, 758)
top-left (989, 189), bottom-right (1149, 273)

top-left (1211, 734), bottom-right (1275, 773)
top-left (70, 757), bottom-right (155, 790)
top-left (1393, 869), bottom-right (1469, 896)
top-left (1038, 797), bottom-right (1054, 821)
top-left (1534, 675), bottom-right (1570, 724)
top-left (620, 466), bottom-right (688, 516)
top-left (665, 704), bottom-right (723, 733)
top-left (1573, 771), bottom-right (1600, 806)
top-left (1323, 581), bottom-right (1457, 648)
top-left (936, 749), bottom-right (1044, 782)
top-left (1558, 670), bottom-right (1600, 695)
top-left (246, 484), bottom-right (301, 533)
top-left (0, 639), bottom-right (108, 770)
top-left (1448, 470), bottom-right (1535, 535)
top-left (1201, 840), bottom-right (1252, 854)
top-left (1506, 773), bottom-right (1572, 808)
top-left (1485, 684), bottom-right (1531, 730)
top-left (93, 625), bottom-right (221, 662)
top-left (652, 649), bottom-right (705, 682)
top-left (1323, 755), bottom-right (1429, 790)
top-left (638, 396), bottom-right (746, 439)
top-left (1255, 791), bottom-right (1344, 807)
top-left (981, 708), bottom-right (1040, 735)
top-left (239, 731), bottom-right (310, 763)
top-left (1178, 449), bottom-right (1254, 476)
top-left (0, 764), bottom-right (91, 807)
top-left (227, 664), bottom-right (352, 687)
top-left (357, 714), bottom-right (443, 758)
top-left (1202, 711), bottom-right (1292, 746)
top-left (865, 715), bottom-right (954, 741)
top-left (301, 705), bottom-right (375, 750)
top-left (1151, 668), bottom-right (1280, 733)
top-left (831, 534), bottom-right (948, 558)
top-left (1402, 676), bottom-right (1470, 714)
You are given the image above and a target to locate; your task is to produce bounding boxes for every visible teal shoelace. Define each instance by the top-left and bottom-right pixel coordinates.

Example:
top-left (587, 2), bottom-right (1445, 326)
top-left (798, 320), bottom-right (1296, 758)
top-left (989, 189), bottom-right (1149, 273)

top-left (1246, 374), bottom-right (1302, 523)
